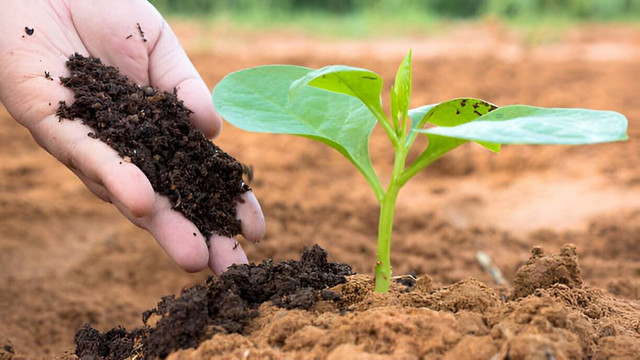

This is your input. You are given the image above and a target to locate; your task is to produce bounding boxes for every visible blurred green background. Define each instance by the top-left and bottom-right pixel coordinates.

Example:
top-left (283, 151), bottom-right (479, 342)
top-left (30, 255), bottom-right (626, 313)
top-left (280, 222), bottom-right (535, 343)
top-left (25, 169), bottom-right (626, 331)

top-left (151, 0), bottom-right (640, 21)
top-left (150, 0), bottom-right (640, 37)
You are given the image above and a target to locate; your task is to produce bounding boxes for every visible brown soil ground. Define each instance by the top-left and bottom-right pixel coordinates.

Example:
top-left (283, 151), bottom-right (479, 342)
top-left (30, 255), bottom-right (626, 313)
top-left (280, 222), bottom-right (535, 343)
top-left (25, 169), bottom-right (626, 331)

top-left (1, 22), bottom-right (640, 359)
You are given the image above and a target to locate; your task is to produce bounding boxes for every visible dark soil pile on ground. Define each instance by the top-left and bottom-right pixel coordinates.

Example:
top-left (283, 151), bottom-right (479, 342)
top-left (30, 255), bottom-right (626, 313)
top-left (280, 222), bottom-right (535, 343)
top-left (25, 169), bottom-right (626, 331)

top-left (74, 245), bottom-right (353, 359)
top-left (56, 54), bottom-right (247, 239)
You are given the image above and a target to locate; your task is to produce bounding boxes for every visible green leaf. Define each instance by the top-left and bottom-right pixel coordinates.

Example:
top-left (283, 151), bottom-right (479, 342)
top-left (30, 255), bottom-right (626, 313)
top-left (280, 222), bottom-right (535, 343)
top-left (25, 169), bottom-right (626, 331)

top-left (391, 50), bottom-right (412, 131)
top-left (213, 65), bottom-right (383, 198)
top-left (289, 65), bottom-right (384, 118)
top-left (408, 98), bottom-right (500, 152)
top-left (408, 104), bottom-right (436, 129)
top-left (415, 106), bottom-right (628, 145)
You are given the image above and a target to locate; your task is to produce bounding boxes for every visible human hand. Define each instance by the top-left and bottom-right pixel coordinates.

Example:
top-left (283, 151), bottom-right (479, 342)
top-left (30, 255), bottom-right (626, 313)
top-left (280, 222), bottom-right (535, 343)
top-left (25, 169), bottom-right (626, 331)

top-left (0, 0), bottom-right (265, 275)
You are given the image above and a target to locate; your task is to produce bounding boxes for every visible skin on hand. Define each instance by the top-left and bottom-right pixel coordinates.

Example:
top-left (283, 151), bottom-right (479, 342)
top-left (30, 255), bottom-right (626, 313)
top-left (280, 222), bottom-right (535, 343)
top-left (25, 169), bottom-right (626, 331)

top-left (0, 0), bottom-right (265, 275)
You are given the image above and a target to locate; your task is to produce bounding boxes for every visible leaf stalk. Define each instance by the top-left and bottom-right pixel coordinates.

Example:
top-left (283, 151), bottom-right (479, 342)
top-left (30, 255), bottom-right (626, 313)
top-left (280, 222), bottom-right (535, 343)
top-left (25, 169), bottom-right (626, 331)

top-left (369, 104), bottom-right (398, 147)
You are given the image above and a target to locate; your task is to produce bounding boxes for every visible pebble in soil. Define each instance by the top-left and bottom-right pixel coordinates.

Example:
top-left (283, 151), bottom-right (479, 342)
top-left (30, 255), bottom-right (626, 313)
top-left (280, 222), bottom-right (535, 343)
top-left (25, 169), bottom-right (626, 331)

top-left (56, 53), bottom-right (247, 240)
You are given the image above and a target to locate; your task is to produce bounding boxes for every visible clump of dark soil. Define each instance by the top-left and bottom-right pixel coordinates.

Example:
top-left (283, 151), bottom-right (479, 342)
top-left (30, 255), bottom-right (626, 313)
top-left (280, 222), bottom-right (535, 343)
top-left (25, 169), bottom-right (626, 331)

top-left (56, 53), bottom-right (247, 239)
top-left (74, 245), bottom-right (352, 359)
top-left (73, 325), bottom-right (140, 360)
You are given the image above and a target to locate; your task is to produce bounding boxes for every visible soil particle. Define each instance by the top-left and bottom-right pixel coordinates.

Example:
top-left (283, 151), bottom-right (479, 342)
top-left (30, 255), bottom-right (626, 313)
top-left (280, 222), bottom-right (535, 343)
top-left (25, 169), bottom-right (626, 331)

top-left (74, 245), bottom-right (352, 359)
top-left (513, 244), bottom-right (583, 299)
top-left (24, 27), bottom-right (33, 36)
top-left (56, 53), bottom-right (247, 239)
top-left (137, 23), bottom-right (147, 42)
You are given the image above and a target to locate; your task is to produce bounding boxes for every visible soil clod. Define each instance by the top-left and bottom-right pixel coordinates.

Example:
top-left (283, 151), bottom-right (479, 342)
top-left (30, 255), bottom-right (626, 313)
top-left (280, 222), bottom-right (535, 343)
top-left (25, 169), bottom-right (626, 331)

top-left (74, 324), bottom-right (138, 360)
top-left (513, 244), bottom-right (583, 299)
top-left (56, 53), bottom-right (247, 239)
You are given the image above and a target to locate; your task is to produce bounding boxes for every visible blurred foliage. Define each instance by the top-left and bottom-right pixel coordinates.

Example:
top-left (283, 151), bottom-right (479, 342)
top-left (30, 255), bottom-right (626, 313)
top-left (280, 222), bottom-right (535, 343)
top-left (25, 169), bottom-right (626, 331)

top-left (150, 0), bottom-right (640, 20)
top-left (486, 0), bottom-right (640, 19)
top-left (424, 0), bottom-right (488, 18)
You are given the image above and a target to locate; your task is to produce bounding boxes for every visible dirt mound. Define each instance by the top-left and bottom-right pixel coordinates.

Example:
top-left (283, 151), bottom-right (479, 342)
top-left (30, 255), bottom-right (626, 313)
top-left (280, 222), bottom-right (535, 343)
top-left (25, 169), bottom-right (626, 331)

top-left (74, 245), bottom-right (352, 359)
top-left (168, 246), bottom-right (640, 360)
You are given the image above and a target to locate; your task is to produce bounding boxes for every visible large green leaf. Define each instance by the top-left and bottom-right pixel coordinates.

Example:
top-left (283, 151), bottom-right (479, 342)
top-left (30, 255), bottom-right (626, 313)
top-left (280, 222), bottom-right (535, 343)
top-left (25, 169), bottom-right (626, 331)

top-left (289, 65), bottom-right (384, 118)
top-left (415, 106), bottom-right (628, 144)
top-left (213, 65), bottom-right (382, 195)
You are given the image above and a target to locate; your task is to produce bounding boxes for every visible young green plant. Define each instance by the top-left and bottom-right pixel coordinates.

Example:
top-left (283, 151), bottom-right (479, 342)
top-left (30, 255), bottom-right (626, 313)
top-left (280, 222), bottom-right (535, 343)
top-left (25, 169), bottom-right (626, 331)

top-left (212, 51), bottom-right (628, 293)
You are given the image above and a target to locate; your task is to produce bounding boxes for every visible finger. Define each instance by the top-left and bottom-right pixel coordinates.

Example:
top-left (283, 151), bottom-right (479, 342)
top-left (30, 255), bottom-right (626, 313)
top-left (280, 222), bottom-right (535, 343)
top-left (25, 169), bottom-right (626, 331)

top-left (208, 235), bottom-right (249, 276)
top-left (31, 114), bottom-right (154, 217)
top-left (71, 169), bottom-right (111, 203)
top-left (112, 195), bottom-right (210, 273)
top-left (70, 0), bottom-right (221, 138)
top-left (69, 0), bottom-right (158, 85)
top-left (236, 191), bottom-right (266, 244)
top-left (147, 20), bottom-right (221, 138)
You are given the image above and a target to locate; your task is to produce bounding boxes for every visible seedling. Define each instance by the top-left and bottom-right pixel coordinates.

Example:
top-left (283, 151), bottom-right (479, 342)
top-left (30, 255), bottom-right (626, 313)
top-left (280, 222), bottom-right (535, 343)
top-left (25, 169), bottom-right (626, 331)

top-left (213, 51), bottom-right (628, 293)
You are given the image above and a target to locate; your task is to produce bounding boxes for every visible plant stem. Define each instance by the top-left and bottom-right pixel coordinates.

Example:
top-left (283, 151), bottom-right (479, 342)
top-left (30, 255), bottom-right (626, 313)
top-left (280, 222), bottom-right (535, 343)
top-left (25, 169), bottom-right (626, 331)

top-left (374, 182), bottom-right (401, 292)
top-left (374, 134), bottom-right (407, 292)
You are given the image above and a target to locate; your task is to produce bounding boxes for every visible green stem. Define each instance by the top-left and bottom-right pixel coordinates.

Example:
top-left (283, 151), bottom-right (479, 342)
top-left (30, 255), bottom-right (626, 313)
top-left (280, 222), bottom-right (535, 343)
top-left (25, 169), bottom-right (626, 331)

top-left (374, 136), bottom-right (407, 293)
top-left (374, 182), bottom-right (401, 292)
